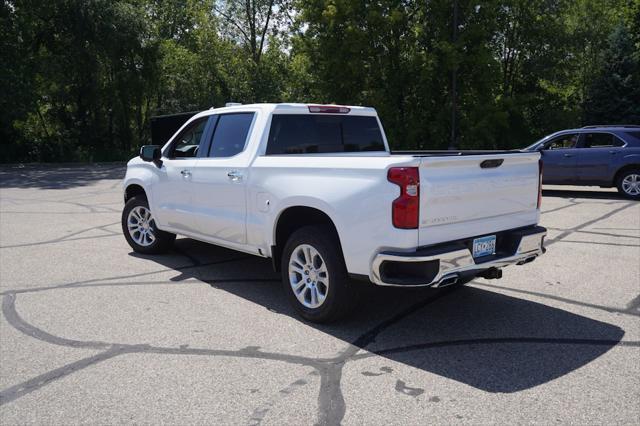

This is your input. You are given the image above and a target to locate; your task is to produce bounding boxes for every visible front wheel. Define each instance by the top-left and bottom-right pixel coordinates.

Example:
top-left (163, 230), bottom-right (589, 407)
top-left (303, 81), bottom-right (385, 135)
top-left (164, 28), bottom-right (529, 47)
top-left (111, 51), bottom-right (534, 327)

top-left (281, 225), bottom-right (356, 323)
top-left (616, 169), bottom-right (640, 200)
top-left (121, 196), bottom-right (175, 254)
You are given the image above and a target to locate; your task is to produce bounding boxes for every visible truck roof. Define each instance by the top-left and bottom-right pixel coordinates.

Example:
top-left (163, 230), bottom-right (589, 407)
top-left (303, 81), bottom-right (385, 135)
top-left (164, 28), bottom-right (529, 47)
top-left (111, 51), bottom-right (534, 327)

top-left (194, 103), bottom-right (378, 118)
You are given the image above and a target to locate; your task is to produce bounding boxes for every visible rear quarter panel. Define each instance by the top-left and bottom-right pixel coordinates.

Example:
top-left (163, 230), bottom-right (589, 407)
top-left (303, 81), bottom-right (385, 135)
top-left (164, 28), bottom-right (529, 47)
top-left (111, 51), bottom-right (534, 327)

top-left (247, 155), bottom-right (419, 275)
top-left (619, 149), bottom-right (640, 171)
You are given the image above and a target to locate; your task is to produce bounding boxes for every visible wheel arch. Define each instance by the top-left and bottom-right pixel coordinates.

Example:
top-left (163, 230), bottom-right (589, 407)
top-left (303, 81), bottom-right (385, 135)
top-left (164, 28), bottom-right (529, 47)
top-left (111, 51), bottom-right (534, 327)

top-left (271, 206), bottom-right (344, 272)
top-left (124, 183), bottom-right (148, 203)
top-left (613, 164), bottom-right (640, 186)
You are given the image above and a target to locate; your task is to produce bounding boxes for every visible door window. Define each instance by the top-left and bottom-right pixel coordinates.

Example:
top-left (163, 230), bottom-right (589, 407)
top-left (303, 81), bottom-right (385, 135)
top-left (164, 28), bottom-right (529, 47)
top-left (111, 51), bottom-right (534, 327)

top-left (582, 132), bottom-right (625, 148)
top-left (207, 113), bottom-right (255, 158)
top-left (544, 134), bottom-right (579, 150)
top-left (166, 117), bottom-right (208, 158)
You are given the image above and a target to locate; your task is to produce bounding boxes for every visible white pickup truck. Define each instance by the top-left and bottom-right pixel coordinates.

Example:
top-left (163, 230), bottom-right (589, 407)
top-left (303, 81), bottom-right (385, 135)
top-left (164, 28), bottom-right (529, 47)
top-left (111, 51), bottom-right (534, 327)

top-left (122, 103), bottom-right (546, 322)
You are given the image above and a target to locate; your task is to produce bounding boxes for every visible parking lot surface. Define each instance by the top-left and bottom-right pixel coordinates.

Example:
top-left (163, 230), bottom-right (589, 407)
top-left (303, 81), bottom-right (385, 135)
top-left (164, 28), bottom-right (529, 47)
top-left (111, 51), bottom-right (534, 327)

top-left (0, 164), bottom-right (639, 425)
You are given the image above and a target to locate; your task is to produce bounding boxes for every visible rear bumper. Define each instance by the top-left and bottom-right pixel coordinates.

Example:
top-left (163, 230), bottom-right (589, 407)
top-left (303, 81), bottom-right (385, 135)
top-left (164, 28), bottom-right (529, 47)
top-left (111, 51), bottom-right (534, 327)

top-left (371, 226), bottom-right (546, 287)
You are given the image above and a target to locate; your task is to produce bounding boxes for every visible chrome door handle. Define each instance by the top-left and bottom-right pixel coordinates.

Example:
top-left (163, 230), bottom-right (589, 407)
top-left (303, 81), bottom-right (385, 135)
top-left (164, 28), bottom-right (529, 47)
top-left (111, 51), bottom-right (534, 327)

top-left (180, 169), bottom-right (191, 177)
top-left (563, 153), bottom-right (573, 157)
top-left (227, 170), bottom-right (243, 182)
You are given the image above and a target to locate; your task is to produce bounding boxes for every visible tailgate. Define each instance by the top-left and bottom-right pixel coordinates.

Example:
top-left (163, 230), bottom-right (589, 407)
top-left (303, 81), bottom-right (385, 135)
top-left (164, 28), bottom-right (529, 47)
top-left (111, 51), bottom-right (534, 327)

top-left (418, 152), bottom-right (540, 246)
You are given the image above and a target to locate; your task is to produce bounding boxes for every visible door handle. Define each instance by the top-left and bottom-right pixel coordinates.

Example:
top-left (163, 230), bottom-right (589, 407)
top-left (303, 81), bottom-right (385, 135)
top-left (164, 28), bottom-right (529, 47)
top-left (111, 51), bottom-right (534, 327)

top-left (609, 150), bottom-right (617, 154)
top-left (227, 170), bottom-right (243, 182)
top-left (180, 169), bottom-right (191, 178)
top-left (563, 153), bottom-right (573, 158)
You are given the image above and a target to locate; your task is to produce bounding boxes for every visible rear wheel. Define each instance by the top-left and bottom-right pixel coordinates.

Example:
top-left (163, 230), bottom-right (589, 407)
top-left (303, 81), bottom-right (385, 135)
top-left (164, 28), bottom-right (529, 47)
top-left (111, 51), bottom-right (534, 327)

top-left (616, 169), bottom-right (640, 200)
top-left (122, 196), bottom-right (175, 254)
top-left (281, 225), bottom-right (355, 323)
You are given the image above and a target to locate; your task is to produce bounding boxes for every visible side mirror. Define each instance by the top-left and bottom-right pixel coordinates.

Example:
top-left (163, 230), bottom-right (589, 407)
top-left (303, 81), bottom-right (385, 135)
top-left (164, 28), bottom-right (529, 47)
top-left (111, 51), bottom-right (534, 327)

top-left (140, 145), bottom-right (162, 166)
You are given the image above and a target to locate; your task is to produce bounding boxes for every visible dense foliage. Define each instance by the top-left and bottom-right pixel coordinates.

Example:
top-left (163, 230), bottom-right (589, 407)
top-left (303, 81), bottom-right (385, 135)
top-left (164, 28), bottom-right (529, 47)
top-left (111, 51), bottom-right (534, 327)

top-left (1, 0), bottom-right (639, 162)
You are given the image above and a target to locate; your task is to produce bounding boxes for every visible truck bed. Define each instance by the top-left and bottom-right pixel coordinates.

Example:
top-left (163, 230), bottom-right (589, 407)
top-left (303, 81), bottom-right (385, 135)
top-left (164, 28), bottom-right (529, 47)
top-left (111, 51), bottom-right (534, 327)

top-left (391, 149), bottom-right (526, 156)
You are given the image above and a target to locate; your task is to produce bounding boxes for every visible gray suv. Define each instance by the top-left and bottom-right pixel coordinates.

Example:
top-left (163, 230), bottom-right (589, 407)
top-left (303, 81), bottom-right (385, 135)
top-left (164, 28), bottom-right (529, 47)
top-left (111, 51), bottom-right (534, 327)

top-left (526, 126), bottom-right (640, 199)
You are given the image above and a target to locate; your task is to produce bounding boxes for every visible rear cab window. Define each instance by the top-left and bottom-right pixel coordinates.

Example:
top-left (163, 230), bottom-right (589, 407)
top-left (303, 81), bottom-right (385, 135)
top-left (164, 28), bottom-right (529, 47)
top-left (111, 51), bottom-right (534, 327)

top-left (266, 115), bottom-right (385, 155)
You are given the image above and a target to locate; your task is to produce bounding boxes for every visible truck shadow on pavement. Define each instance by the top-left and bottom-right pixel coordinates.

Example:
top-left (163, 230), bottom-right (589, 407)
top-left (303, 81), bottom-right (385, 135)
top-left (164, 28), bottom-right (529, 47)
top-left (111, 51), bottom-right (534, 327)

top-left (137, 237), bottom-right (626, 395)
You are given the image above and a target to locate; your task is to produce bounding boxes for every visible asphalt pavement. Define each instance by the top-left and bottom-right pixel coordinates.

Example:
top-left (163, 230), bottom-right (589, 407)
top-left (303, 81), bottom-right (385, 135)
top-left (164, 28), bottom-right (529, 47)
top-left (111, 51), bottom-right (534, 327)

top-left (0, 164), bottom-right (638, 425)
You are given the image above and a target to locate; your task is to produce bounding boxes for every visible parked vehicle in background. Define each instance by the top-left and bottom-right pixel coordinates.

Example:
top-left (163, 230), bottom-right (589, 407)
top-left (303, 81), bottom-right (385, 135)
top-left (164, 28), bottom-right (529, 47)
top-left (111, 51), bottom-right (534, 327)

top-left (122, 103), bottom-right (546, 322)
top-left (526, 125), bottom-right (640, 199)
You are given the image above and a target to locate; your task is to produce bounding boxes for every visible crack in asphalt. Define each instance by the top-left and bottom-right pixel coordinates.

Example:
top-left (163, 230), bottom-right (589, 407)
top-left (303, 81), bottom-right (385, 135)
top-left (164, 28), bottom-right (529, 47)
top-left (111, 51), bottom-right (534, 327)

top-left (0, 221), bottom-right (121, 249)
top-left (2, 283), bottom-right (639, 423)
top-left (474, 282), bottom-right (640, 318)
top-left (544, 203), bottom-right (637, 247)
top-left (0, 255), bottom-right (252, 296)
top-left (249, 372), bottom-right (318, 425)
top-left (545, 226), bottom-right (640, 240)
top-left (0, 196), bottom-right (121, 214)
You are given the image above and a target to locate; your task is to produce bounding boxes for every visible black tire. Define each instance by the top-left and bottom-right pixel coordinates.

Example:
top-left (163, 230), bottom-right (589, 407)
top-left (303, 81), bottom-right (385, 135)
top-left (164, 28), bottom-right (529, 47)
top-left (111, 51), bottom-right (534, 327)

top-left (616, 168), bottom-right (640, 200)
top-left (121, 196), bottom-right (175, 254)
top-left (280, 225), bottom-right (356, 323)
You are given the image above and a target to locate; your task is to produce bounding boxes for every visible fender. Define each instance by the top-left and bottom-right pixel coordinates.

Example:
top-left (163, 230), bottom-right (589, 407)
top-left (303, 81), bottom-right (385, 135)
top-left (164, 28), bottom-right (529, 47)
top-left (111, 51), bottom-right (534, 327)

top-left (268, 196), bottom-right (345, 251)
top-left (123, 160), bottom-right (159, 211)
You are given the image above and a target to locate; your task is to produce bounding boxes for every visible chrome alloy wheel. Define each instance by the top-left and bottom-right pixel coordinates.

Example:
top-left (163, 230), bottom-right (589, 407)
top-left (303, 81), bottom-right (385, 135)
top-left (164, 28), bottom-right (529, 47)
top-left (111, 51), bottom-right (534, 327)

top-left (288, 244), bottom-right (330, 309)
top-left (127, 206), bottom-right (156, 247)
top-left (622, 173), bottom-right (640, 196)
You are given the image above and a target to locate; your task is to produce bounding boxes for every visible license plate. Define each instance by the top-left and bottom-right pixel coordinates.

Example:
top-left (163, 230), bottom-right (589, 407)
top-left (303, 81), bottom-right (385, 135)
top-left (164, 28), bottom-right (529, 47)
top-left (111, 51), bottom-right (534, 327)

top-left (473, 235), bottom-right (496, 258)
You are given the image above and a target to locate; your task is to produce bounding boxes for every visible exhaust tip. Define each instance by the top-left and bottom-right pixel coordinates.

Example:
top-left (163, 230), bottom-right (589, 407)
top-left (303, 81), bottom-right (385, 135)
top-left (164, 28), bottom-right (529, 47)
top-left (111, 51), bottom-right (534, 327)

top-left (433, 275), bottom-right (459, 288)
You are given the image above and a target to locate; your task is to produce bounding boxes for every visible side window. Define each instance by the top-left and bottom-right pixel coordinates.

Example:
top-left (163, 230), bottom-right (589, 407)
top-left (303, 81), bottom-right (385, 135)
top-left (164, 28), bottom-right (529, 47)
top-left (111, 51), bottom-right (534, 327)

top-left (582, 132), bottom-right (624, 148)
top-left (207, 113), bottom-right (255, 158)
top-left (167, 117), bottom-right (208, 158)
top-left (545, 133), bottom-right (579, 150)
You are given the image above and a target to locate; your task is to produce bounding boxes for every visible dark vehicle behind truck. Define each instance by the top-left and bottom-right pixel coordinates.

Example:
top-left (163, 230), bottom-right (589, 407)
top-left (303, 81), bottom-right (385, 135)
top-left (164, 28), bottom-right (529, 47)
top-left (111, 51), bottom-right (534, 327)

top-left (526, 125), bottom-right (640, 199)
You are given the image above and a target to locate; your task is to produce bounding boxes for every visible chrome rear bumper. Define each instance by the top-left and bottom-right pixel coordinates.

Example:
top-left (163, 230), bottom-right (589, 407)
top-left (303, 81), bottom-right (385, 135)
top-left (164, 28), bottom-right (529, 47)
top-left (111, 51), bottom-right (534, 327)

top-left (371, 227), bottom-right (546, 287)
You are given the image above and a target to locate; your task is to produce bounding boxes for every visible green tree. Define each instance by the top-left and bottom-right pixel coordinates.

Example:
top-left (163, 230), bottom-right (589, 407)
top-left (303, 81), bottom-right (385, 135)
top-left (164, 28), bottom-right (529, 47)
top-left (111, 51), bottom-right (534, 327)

top-left (0, 1), bottom-right (38, 162)
top-left (1, 0), bottom-right (635, 163)
top-left (214, 0), bottom-right (291, 101)
top-left (583, 24), bottom-right (640, 124)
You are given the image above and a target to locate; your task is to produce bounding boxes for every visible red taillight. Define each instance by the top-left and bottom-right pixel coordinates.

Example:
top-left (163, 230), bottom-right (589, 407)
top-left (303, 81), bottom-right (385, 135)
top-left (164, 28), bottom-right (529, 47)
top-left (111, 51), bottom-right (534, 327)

top-left (388, 167), bottom-right (420, 229)
top-left (308, 105), bottom-right (350, 114)
top-left (537, 159), bottom-right (543, 209)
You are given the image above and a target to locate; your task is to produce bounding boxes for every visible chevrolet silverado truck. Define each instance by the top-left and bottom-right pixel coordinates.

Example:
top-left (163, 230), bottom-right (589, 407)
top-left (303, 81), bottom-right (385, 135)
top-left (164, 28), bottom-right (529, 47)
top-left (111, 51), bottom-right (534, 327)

top-left (122, 103), bottom-right (546, 322)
